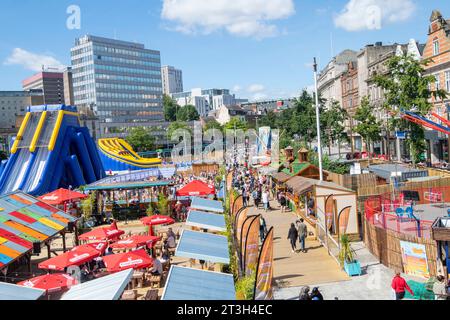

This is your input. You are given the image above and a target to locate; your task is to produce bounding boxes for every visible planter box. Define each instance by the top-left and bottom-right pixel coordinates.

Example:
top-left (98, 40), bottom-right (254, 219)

top-left (344, 260), bottom-right (361, 277)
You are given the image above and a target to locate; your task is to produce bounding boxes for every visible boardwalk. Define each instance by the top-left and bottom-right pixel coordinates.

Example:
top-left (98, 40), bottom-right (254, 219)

top-left (249, 200), bottom-right (349, 288)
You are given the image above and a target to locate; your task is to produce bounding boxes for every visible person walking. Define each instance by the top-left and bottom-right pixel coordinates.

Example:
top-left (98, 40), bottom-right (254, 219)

top-left (259, 216), bottom-right (267, 243)
top-left (279, 191), bottom-right (287, 213)
top-left (433, 275), bottom-right (448, 300)
top-left (262, 189), bottom-right (270, 212)
top-left (287, 223), bottom-right (298, 253)
top-left (252, 189), bottom-right (260, 208)
top-left (297, 219), bottom-right (308, 253)
top-left (391, 272), bottom-right (414, 300)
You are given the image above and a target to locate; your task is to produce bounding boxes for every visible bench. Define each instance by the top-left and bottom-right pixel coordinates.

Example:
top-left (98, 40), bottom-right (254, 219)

top-left (144, 289), bottom-right (159, 301)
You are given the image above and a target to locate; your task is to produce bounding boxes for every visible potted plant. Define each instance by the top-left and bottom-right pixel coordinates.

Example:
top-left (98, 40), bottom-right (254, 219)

top-left (339, 234), bottom-right (361, 276)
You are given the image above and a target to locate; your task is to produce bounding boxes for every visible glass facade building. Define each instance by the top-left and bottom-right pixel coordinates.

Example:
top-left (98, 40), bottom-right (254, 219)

top-left (71, 35), bottom-right (163, 124)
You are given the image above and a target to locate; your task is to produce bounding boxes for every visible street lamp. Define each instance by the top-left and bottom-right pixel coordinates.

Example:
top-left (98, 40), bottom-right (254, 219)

top-left (313, 57), bottom-right (324, 181)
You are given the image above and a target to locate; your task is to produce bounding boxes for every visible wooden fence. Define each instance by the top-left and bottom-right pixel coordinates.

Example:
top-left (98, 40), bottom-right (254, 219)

top-left (364, 219), bottom-right (438, 276)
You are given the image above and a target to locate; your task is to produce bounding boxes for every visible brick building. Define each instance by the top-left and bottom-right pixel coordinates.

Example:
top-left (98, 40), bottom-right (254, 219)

top-left (423, 10), bottom-right (450, 163)
top-left (341, 61), bottom-right (360, 151)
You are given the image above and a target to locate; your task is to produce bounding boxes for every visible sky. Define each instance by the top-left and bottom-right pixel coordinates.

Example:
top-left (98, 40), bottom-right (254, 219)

top-left (0, 0), bottom-right (448, 101)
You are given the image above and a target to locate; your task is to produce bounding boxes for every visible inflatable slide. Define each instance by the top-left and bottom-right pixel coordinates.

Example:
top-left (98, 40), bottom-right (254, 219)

top-left (98, 138), bottom-right (162, 172)
top-left (0, 105), bottom-right (105, 196)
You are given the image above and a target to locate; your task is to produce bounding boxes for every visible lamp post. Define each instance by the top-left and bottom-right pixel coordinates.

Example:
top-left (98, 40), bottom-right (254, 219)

top-left (313, 58), bottom-right (324, 181)
top-left (307, 129), bottom-right (312, 150)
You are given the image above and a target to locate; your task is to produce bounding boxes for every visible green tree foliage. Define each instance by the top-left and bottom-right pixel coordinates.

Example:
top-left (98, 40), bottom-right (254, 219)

top-left (168, 121), bottom-right (192, 141)
top-left (322, 100), bottom-right (349, 145)
top-left (223, 117), bottom-right (248, 131)
top-left (163, 94), bottom-right (178, 122)
top-left (373, 54), bottom-right (448, 164)
top-left (126, 127), bottom-right (155, 152)
top-left (177, 105), bottom-right (200, 121)
top-left (157, 193), bottom-right (169, 216)
top-left (353, 97), bottom-right (382, 154)
top-left (204, 118), bottom-right (223, 132)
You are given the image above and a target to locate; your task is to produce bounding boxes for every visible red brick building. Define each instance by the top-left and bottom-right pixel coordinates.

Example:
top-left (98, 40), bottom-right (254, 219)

top-left (422, 10), bottom-right (450, 163)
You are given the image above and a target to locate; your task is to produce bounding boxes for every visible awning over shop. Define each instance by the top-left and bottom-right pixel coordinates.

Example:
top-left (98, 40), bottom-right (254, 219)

top-left (272, 172), bottom-right (293, 183)
top-left (84, 180), bottom-right (174, 192)
top-left (190, 197), bottom-right (224, 214)
top-left (61, 269), bottom-right (133, 300)
top-left (162, 266), bottom-right (236, 300)
top-left (176, 230), bottom-right (229, 264)
top-left (186, 210), bottom-right (226, 232)
top-left (0, 282), bottom-right (45, 300)
top-left (0, 192), bottom-right (77, 270)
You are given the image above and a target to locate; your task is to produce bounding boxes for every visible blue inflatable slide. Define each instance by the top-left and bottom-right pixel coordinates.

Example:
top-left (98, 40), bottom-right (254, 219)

top-left (0, 105), bottom-right (105, 196)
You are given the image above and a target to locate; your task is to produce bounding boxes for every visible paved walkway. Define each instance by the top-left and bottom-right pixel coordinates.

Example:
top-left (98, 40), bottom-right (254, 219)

top-left (249, 200), bottom-right (349, 288)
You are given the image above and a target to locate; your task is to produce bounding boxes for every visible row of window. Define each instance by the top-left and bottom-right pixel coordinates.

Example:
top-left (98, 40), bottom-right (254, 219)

top-left (95, 73), bottom-right (162, 84)
top-left (93, 45), bottom-right (160, 60)
top-left (433, 71), bottom-right (450, 92)
top-left (95, 64), bottom-right (161, 76)
top-left (96, 92), bottom-right (161, 100)
top-left (94, 54), bottom-right (160, 68)
top-left (71, 45), bottom-right (92, 57)
top-left (96, 83), bottom-right (162, 92)
top-left (96, 101), bottom-right (160, 109)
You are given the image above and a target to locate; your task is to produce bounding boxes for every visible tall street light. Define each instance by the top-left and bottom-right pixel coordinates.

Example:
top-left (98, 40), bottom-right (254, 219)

top-left (313, 57), bottom-right (324, 181)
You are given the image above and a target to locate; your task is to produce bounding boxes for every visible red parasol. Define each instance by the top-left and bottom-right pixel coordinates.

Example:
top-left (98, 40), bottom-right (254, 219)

top-left (78, 222), bottom-right (125, 241)
top-left (176, 180), bottom-right (216, 197)
top-left (38, 188), bottom-right (88, 206)
top-left (38, 246), bottom-right (101, 271)
top-left (110, 235), bottom-right (161, 250)
top-left (78, 242), bottom-right (108, 255)
top-left (18, 273), bottom-right (78, 294)
top-left (102, 249), bottom-right (153, 272)
top-left (140, 215), bottom-right (175, 226)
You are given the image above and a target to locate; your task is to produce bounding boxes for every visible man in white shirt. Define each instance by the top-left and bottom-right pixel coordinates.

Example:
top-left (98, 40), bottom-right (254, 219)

top-left (150, 258), bottom-right (163, 276)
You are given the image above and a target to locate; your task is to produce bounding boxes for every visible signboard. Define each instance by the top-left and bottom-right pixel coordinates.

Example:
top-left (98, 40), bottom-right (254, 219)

top-left (396, 131), bottom-right (407, 139)
top-left (400, 241), bottom-right (430, 279)
top-left (244, 215), bottom-right (260, 276)
top-left (254, 227), bottom-right (274, 300)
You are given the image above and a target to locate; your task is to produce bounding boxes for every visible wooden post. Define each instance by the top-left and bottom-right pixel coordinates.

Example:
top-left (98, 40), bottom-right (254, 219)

top-left (61, 231), bottom-right (67, 253)
top-left (46, 243), bottom-right (51, 259)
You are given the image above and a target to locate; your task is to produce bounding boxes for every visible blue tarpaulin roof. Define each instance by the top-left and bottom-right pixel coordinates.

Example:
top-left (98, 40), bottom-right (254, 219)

top-left (162, 266), bottom-right (235, 300)
top-left (190, 197), bottom-right (224, 213)
top-left (0, 282), bottom-right (45, 300)
top-left (186, 210), bottom-right (226, 232)
top-left (61, 269), bottom-right (133, 300)
top-left (176, 230), bottom-right (230, 264)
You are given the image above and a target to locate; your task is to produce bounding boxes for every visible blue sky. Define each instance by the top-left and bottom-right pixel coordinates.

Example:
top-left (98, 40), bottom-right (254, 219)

top-left (0, 0), bottom-right (447, 101)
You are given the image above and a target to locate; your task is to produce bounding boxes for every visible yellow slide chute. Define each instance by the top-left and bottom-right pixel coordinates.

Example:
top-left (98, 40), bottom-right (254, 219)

top-left (98, 138), bottom-right (162, 168)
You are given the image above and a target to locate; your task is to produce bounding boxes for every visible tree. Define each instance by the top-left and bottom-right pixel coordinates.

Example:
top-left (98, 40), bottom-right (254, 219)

top-left (168, 121), bottom-right (192, 140)
top-left (373, 54), bottom-right (448, 164)
top-left (163, 94), bottom-right (178, 122)
top-left (322, 100), bottom-right (349, 157)
top-left (126, 127), bottom-right (155, 152)
top-left (223, 117), bottom-right (248, 131)
top-left (353, 97), bottom-right (382, 157)
top-left (177, 105), bottom-right (200, 122)
top-left (204, 118), bottom-right (223, 132)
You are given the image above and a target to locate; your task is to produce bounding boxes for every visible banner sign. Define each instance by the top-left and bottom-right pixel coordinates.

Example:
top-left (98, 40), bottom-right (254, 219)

top-left (232, 196), bottom-right (243, 219)
top-left (400, 241), bottom-right (430, 279)
top-left (235, 207), bottom-right (248, 247)
top-left (240, 215), bottom-right (258, 271)
top-left (244, 215), bottom-right (260, 276)
top-left (254, 227), bottom-right (274, 300)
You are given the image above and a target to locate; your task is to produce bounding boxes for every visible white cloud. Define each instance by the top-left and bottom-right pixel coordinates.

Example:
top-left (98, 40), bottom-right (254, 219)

top-left (232, 85), bottom-right (242, 93)
top-left (161, 0), bottom-right (295, 39)
top-left (334, 0), bottom-right (415, 32)
top-left (4, 48), bottom-right (65, 72)
top-left (247, 84), bottom-right (265, 93)
top-left (251, 93), bottom-right (269, 101)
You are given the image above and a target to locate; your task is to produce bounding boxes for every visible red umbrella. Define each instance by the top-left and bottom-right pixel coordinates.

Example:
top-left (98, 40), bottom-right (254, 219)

top-left (78, 242), bottom-right (108, 255)
top-left (110, 235), bottom-right (161, 250)
top-left (38, 188), bottom-right (88, 206)
top-left (18, 273), bottom-right (78, 294)
top-left (78, 222), bottom-right (125, 241)
top-left (102, 249), bottom-right (153, 272)
top-left (140, 215), bottom-right (175, 226)
top-left (38, 246), bottom-right (101, 271)
top-left (140, 216), bottom-right (175, 236)
top-left (176, 180), bottom-right (216, 197)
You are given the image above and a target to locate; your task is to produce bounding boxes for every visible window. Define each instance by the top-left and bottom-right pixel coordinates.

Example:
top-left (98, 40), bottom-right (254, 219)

top-left (446, 71), bottom-right (450, 93)
top-left (435, 74), bottom-right (441, 91)
top-left (433, 38), bottom-right (440, 56)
